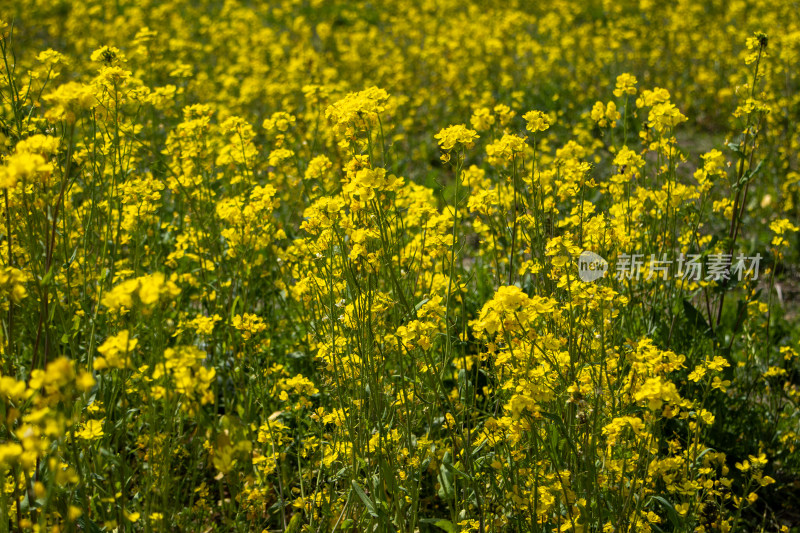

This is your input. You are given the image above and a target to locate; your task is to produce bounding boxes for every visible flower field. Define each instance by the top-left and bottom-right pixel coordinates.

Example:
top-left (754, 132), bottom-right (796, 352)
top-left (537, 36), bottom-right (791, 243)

top-left (2, 0), bottom-right (800, 531)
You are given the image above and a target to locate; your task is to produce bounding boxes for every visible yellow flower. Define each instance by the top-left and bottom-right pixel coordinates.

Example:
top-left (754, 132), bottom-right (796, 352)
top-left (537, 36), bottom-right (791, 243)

top-left (591, 101), bottom-right (620, 128)
top-left (434, 124), bottom-right (479, 154)
top-left (138, 273), bottom-right (181, 306)
top-left (76, 420), bottom-right (104, 440)
top-left (0, 135), bottom-right (59, 188)
top-left (770, 218), bottom-right (799, 248)
top-left (634, 377), bottom-right (681, 411)
top-left (486, 133), bottom-right (527, 166)
top-left (647, 102), bottom-right (687, 132)
top-left (493, 104), bottom-right (515, 126)
top-left (95, 330), bottom-right (137, 370)
top-left (102, 273), bottom-right (180, 311)
top-left (0, 375), bottom-right (28, 402)
top-left (687, 365), bottom-right (706, 382)
top-left (262, 111), bottom-right (296, 133)
top-left (0, 443), bottom-right (23, 470)
top-left (613, 73), bottom-right (638, 97)
top-left (545, 235), bottom-right (581, 268)
top-left (523, 110), bottom-right (551, 133)
top-left (748, 452), bottom-right (768, 469)
top-left (90, 45), bottom-right (126, 64)
top-left (76, 371), bottom-right (96, 392)
top-left (43, 82), bottom-right (96, 123)
top-left (232, 313), bottom-right (267, 341)
top-left (325, 86), bottom-right (389, 138)
top-left (0, 267), bottom-right (28, 303)
top-left (470, 107), bottom-right (495, 131)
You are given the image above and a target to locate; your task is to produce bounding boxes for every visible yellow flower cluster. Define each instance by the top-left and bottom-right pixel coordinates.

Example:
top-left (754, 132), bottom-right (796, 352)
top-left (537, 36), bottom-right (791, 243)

top-left (101, 272), bottom-right (180, 311)
top-left (0, 2), bottom-right (796, 531)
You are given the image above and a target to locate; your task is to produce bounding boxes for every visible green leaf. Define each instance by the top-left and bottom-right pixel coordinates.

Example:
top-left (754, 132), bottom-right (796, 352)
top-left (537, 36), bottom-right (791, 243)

top-left (739, 159), bottom-right (763, 187)
top-left (726, 139), bottom-right (745, 157)
top-left (471, 439), bottom-right (487, 457)
top-left (350, 480), bottom-right (378, 518)
top-left (540, 411), bottom-right (580, 457)
top-left (458, 369), bottom-right (467, 400)
top-left (682, 299), bottom-right (715, 339)
top-left (693, 447), bottom-right (715, 467)
top-left (420, 518), bottom-right (456, 533)
top-left (229, 295), bottom-right (241, 322)
top-left (285, 513), bottom-right (303, 533)
top-left (40, 264), bottom-right (56, 287)
top-left (433, 520), bottom-right (456, 533)
top-left (651, 496), bottom-right (681, 529)
top-left (414, 298), bottom-right (430, 312)
top-left (442, 456), bottom-right (472, 481)
top-left (438, 453), bottom-right (455, 500)
top-left (76, 516), bottom-right (103, 533)
top-left (730, 298), bottom-right (747, 335)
